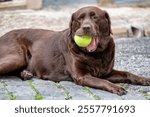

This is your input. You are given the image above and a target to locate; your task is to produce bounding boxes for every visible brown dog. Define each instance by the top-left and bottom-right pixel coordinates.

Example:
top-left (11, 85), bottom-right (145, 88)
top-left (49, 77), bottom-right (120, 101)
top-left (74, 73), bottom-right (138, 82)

top-left (0, 6), bottom-right (150, 95)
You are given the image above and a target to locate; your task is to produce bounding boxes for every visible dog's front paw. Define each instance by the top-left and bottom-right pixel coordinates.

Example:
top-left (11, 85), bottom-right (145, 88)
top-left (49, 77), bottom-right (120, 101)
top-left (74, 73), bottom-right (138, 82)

top-left (111, 86), bottom-right (127, 96)
top-left (141, 78), bottom-right (150, 86)
top-left (133, 77), bottom-right (150, 86)
top-left (20, 70), bottom-right (33, 80)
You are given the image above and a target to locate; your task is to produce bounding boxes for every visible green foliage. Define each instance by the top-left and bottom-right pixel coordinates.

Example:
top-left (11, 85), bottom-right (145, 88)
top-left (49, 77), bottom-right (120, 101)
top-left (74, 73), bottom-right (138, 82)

top-left (56, 82), bottom-right (72, 100)
top-left (0, 80), bottom-right (16, 100)
top-left (83, 86), bottom-right (100, 100)
top-left (28, 80), bottom-right (43, 100)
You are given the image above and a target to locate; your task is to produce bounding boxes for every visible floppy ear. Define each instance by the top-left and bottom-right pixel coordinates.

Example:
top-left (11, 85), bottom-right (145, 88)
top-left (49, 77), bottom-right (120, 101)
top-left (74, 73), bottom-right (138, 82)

top-left (105, 11), bottom-right (112, 35)
top-left (69, 13), bottom-right (75, 36)
top-left (69, 12), bottom-right (80, 37)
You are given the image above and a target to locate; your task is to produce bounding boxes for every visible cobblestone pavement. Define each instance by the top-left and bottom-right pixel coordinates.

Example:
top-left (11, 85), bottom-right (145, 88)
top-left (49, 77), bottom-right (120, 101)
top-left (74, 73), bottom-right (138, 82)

top-left (0, 4), bottom-right (150, 100)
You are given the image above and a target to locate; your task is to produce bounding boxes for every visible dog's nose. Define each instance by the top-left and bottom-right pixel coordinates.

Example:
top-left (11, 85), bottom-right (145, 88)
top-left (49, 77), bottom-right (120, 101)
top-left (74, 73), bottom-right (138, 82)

top-left (82, 24), bottom-right (91, 32)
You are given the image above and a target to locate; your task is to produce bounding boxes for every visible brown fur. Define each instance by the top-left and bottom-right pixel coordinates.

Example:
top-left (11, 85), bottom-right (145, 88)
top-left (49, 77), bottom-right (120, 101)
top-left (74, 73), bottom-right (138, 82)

top-left (0, 6), bottom-right (150, 95)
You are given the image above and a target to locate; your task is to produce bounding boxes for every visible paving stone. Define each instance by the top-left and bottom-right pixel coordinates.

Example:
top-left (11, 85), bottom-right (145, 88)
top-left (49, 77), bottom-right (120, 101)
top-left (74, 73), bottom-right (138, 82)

top-left (122, 85), bottom-right (150, 100)
top-left (60, 81), bottom-right (93, 100)
top-left (43, 0), bottom-right (97, 8)
top-left (89, 88), bottom-right (121, 100)
top-left (27, 0), bottom-right (42, 9)
top-left (32, 78), bottom-right (65, 100)
top-left (0, 80), bottom-right (9, 100)
top-left (1, 76), bottom-right (35, 100)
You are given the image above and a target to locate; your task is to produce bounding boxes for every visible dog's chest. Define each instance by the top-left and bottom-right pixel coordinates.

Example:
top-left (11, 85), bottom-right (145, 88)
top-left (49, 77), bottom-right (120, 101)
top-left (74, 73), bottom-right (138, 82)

top-left (76, 56), bottom-right (113, 77)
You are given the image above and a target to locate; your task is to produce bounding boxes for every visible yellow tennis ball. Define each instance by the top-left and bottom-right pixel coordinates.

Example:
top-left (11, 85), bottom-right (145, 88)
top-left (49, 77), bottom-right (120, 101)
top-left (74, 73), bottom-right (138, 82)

top-left (74, 35), bottom-right (92, 47)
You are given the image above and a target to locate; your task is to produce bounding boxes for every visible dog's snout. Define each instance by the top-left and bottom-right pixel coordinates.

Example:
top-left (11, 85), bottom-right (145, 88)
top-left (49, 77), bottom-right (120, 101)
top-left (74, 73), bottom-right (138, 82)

top-left (82, 24), bottom-right (91, 32)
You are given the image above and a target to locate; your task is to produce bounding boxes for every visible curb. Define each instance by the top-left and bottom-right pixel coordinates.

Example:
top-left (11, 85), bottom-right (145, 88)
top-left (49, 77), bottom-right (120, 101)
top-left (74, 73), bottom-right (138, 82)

top-left (145, 28), bottom-right (150, 36)
top-left (112, 27), bottom-right (127, 37)
top-left (112, 25), bottom-right (150, 38)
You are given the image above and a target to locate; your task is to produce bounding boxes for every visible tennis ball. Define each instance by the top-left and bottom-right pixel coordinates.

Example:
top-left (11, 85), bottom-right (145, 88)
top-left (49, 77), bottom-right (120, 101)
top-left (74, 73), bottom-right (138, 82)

top-left (74, 35), bottom-right (92, 47)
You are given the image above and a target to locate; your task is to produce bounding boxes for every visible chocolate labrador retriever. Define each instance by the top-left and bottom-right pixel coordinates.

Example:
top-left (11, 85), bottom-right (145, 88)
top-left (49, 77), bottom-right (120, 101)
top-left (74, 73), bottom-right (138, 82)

top-left (0, 6), bottom-right (150, 95)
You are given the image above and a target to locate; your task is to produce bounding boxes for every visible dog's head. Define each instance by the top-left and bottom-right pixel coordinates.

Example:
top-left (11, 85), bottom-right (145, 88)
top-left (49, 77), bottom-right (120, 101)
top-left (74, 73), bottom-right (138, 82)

top-left (69, 6), bottom-right (112, 53)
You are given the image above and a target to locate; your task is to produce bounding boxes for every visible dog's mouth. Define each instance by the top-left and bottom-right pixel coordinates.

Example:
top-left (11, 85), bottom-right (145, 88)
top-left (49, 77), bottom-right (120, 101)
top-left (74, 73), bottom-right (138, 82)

top-left (86, 36), bottom-right (99, 52)
top-left (75, 28), bottom-right (99, 52)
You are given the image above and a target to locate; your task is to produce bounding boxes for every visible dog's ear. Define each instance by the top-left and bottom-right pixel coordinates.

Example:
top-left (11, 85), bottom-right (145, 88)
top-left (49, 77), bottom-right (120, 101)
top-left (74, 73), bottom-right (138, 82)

top-left (104, 11), bottom-right (112, 35)
top-left (69, 13), bottom-right (75, 36)
top-left (69, 12), bottom-right (80, 37)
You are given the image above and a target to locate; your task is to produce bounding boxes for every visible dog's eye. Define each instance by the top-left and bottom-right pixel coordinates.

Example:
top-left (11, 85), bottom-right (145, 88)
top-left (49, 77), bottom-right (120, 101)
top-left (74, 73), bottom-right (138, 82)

top-left (92, 16), bottom-right (98, 20)
top-left (90, 11), bottom-right (95, 16)
top-left (78, 14), bottom-right (85, 21)
top-left (90, 12), bottom-right (98, 20)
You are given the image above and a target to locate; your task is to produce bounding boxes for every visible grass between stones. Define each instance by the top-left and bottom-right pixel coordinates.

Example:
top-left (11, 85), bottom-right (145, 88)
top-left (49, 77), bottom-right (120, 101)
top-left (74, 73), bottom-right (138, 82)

top-left (0, 80), bottom-right (16, 100)
top-left (55, 82), bottom-right (72, 100)
top-left (119, 83), bottom-right (129, 90)
top-left (27, 80), bottom-right (43, 100)
top-left (140, 91), bottom-right (150, 100)
top-left (83, 87), bottom-right (100, 100)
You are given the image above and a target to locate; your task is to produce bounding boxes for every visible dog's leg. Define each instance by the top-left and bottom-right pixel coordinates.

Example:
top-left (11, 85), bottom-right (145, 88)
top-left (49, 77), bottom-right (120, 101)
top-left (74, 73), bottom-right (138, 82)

top-left (106, 70), bottom-right (150, 85)
top-left (0, 55), bottom-right (26, 75)
top-left (73, 75), bottom-right (127, 96)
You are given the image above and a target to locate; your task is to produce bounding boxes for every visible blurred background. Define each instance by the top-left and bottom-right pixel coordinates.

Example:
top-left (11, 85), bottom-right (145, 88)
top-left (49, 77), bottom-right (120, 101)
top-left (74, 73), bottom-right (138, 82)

top-left (0, 0), bottom-right (150, 38)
